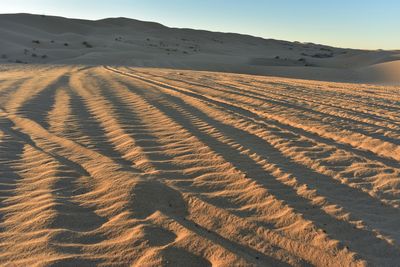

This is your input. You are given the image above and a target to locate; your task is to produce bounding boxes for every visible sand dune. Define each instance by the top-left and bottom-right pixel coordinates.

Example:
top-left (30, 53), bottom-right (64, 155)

top-left (0, 64), bottom-right (399, 266)
top-left (0, 12), bottom-right (399, 267)
top-left (0, 13), bottom-right (399, 84)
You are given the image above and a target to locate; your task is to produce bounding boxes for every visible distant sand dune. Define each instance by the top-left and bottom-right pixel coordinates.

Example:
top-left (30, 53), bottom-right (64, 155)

top-left (0, 13), bottom-right (399, 84)
top-left (0, 65), bottom-right (399, 266)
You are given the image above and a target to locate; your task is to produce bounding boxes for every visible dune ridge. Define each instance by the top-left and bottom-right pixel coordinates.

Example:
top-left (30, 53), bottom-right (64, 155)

top-left (0, 13), bottom-right (399, 84)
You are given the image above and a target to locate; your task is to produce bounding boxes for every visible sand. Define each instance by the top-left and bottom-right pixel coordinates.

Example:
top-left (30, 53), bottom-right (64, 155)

top-left (0, 13), bottom-right (399, 84)
top-left (0, 64), bottom-right (399, 266)
top-left (0, 13), bottom-right (400, 267)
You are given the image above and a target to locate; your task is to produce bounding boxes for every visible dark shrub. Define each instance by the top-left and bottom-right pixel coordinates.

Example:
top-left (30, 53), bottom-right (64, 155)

top-left (311, 53), bottom-right (333, 58)
top-left (82, 41), bottom-right (93, 48)
top-left (320, 47), bottom-right (332, 52)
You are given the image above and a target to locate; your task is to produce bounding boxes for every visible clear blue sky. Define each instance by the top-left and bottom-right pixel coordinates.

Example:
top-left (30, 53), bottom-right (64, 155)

top-left (2, 0), bottom-right (399, 50)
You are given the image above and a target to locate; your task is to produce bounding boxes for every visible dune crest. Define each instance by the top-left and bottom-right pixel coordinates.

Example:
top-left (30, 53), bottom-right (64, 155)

top-left (0, 13), bottom-right (399, 84)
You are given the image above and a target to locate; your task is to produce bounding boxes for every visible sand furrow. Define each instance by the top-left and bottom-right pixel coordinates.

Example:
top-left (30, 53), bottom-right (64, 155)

top-left (194, 78), bottom-right (400, 136)
top-left (110, 67), bottom-right (400, 201)
top-left (3, 68), bottom-right (70, 116)
top-left (129, 68), bottom-right (400, 161)
top-left (81, 69), bottom-right (309, 265)
top-left (133, 68), bottom-right (400, 136)
top-left (96, 68), bottom-right (372, 266)
top-left (105, 66), bottom-right (400, 265)
top-left (1, 65), bottom-right (399, 266)
top-left (130, 68), bottom-right (400, 130)
top-left (2, 70), bottom-right (238, 265)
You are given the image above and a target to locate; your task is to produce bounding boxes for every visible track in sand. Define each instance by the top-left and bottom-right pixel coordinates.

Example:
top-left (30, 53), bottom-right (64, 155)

top-left (0, 65), bottom-right (399, 266)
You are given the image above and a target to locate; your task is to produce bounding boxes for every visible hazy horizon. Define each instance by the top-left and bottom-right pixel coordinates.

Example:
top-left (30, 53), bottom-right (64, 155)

top-left (2, 0), bottom-right (399, 50)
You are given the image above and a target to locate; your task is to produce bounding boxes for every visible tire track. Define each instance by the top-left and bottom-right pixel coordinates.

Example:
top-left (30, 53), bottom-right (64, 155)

top-left (95, 68), bottom-right (369, 266)
top-left (108, 67), bottom-right (400, 201)
top-left (105, 66), bottom-right (400, 265)
top-left (76, 68), bottom-right (300, 266)
top-left (1, 64), bottom-right (399, 266)
top-left (132, 68), bottom-right (400, 130)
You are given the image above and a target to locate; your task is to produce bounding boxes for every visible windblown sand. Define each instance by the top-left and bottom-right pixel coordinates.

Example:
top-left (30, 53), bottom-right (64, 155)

top-left (1, 14), bottom-right (400, 85)
top-left (0, 65), bottom-right (399, 266)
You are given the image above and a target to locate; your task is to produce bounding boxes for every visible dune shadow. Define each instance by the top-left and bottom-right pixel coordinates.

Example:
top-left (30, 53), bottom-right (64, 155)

top-left (123, 80), bottom-right (400, 265)
top-left (18, 74), bottom-right (71, 129)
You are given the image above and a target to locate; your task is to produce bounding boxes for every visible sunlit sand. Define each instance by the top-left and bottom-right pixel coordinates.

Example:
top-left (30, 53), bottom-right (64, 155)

top-left (1, 13), bottom-right (399, 266)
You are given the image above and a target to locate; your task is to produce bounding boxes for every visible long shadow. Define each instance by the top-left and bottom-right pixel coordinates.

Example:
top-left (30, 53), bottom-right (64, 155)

top-left (90, 78), bottom-right (211, 174)
top-left (113, 72), bottom-right (400, 214)
top-left (216, 79), bottom-right (400, 132)
top-left (92, 73), bottom-right (296, 265)
top-left (49, 163), bottom-right (107, 262)
top-left (123, 81), bottom-right (400, 265)
top-left (133, 69), bottom-right (400, 131)
top-left (67, 88), bottom-right (141, 173)
top-left (130, 179), bottom-right (291, 266)
top-left (18, 74), bottom-right (71, 130)
top-left (120, 71), bottom-right (400, 171)
top-left (0, 114), bottom-right (108, 264)
top-left (0, 117), bottom-right (25, 231)
top-left (254, 82), bottom-right (400, 126)
top-left (50, 163), bottom-right (107, 233)
top-left (0, 78), bottom-right (30, 105)
top-left (100, 71), bottom-right (267, 181)
top-left (165, 74), bottom-right (400, 146)
top-left (264, 81), bottom-right (400, 114)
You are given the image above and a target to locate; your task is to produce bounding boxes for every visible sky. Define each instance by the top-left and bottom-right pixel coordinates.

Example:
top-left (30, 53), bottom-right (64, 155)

top-left (2, 0), bottom-right (399, 50)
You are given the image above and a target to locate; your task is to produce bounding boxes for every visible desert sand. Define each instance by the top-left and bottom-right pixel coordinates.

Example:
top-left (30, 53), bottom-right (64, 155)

top-left (0, 13), bottom-right (399, 84)
top-left (0, 13), bottom-right (400, 267)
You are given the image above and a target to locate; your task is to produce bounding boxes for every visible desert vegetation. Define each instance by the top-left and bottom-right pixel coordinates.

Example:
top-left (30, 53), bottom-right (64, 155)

top-left (82, 41), bottom-right (93, 48)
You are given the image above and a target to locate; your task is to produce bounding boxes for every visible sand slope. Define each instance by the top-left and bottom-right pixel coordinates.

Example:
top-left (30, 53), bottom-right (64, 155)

top-left (0, 64), bottom-right (399, 266)
top-left (0, 13), bottom-right (399, 83)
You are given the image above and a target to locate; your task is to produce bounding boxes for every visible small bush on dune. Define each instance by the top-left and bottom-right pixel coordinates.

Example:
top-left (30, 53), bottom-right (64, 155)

top-left (82, 41), bottom-right (93, 48)
top-left (311, 53), bottom-right (333, 58)
top-left (32, 40), bottom-right (40, 44)
top-left (1, 54), bottom-right (7, 59)
top-left (64, 43), bottom-right (69, 46)
top-left (320, 47), bottom-right (332, 52)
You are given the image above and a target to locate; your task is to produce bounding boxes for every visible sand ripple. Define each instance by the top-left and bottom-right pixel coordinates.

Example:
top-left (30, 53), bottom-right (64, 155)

top-left (0, 65), bottom-right (399, 266)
